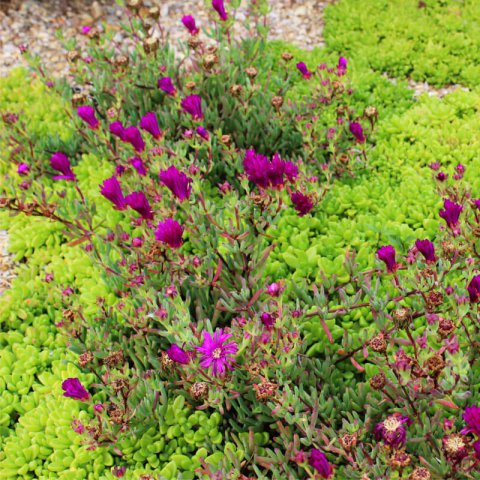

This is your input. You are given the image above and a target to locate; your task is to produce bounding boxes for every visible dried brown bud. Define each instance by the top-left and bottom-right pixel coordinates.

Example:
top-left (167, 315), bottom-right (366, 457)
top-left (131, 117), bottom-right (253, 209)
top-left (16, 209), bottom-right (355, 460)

top-left (67, 50), bottom-right (81, 63)
top-left (187, 37), bottom-right (202, 50)
top-left (85, 425), bottom-right (101, 440)
top-left (438, 318), bottom-right (455, 338)
top-left (408, 467), bottom-right (431, 480)
top-left (63, 309), bottom-right (76, 322)
top-left (339, 433), bottom-right (357, 451)
top-left (425, 291), bottom-right (444, 312)
top-left (425, 353), bottom-right (445, 375)
top-left (203, 53), bottom-right (218, 70)
top-left (189, 382), bottom-right (209, 400)
top-left (370, 372), bottom-right (387, 390)
top-left (392, 307), bottom-right (411, 328)
top-left (364, 106), bottom-right (378, 118)
top-left (441, 241), bottom-right (456, 258)
top-left (245, 66), bottom-right (258, 79)
top-left (336, 106), bottom-right (347, 116)
top-left (110, 378), bottom-right (128, 392)
top-left (72, 92), bottom-right (88, 107)
top-left (420, 267), bottom-right (436, 279)
top-left (253, 381), bottom-right (278, 401)
top-left (206, 45), bottom-right (218, 54)
top-left (160, 351), bottom-right (173, 370)
top-left (230, 84), bottom-right (243, 97)
top-left (126, 0), bottom-right (143, 12)
top-left (369, 333), bottom-right (387, 353)
top-left (22, 202), bottom-right (37, 215)
top-left (104, 350), bottom-right (124, 367)
top-left (281, 52), bottom-right (294, 61)
top-left (78, 351), bottom-right (94, 368)
top-left (185, 81), bottom-right (196, 90)
top-left (271, 96), bottom-right (284, 110)
top-left (114, 55), bottom-right (129, 68)
top-left (147, 6), bottom-right (160, 19)
top-left (143, 37), bottom-right (160, 54)
top-left (86, 27), bottom-right (100, 40)
top-left (332, 80), bottom-right (344, 92)
top-left (247, 362), bottom-right (261, 377)
top-left (108, 407), bottom-right (124, 424)
top-left (389, 451), bottom-right (411, 469)
top-left (220, 134), bottom-right (232, 146)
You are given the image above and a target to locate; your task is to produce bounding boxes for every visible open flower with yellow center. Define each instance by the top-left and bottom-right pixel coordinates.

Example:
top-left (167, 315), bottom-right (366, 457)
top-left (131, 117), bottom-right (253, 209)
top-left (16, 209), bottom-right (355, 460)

top-left (374, 413), bottom-right (411, 449)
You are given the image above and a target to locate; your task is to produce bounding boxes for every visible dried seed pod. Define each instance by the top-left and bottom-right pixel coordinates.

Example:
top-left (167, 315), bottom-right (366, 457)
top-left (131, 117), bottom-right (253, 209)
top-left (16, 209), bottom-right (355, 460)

top-left (63, 309), bottom-right (76, 321)
top-left (438, 317), bottom-right (455, 338)
top-left (230, 84), bottom-right (243, 97)
top-left (281, 52), bottom-right (293, 61)
top-left (107, 407), bottom-right (124, 424)
top-left (114, 55), bottom-right (129, 68)
top-left (426, 353), bottom-right (445, 375)
top-left (67, 50), bottom-right (81, 63)
top-left (203, 53), bottom-right (218, 70)
top-left (245, 66), bottom-right (258, 79)
top-left (370, 372), bottom-right (387, 390)
top-left (206, 45), bottom-right (218, 54)
top-left (425, 291), bottom-right (444, 312)
top-left (339, 433), bottom-right (357, 451)
top-left (160, 351), bottom-right (173, 370)
top-left (78, 351), bottom-right (94, 368)
top-left (187, 37), bottom-right (202, 50)
top-left (364, 106), bottom-right (378, 118)
top-left (408, 468), bottom-right (431, 480)
top-left (147, 6), bottom-right (160, 19)
top-left (253, 381), bottom-right (278, 401)
top-left (72, 92), bottom-right (88, 107)
top-left (104, 350), bottom-right (124, 367)
top-left (392, 307), bottom-right (411, 328)
top-left (143, 37), bottom-right (160, 54)
top-left (389, 450), bottom-right (411, 469)
top-left (189, 382), bottom-right (209, 400)
top-left (126, 0), bottom-right (143, 12)
top-left (110, 378), bottom-right (128, 392)
top-left (271, 96), bottom-right (284, 110)
top-left (369, 333), bottom-right (387, 353)
top-left (221, 134), bottom-right (232, 146)
top-left (185, 81), bottom-right (196, 90)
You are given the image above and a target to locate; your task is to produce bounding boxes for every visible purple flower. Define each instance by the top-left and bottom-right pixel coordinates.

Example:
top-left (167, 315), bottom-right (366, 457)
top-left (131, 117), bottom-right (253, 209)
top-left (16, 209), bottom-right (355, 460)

top-left (17, 163), bottom-right (30, 176)
top-left (167, 344), bottom-right (190, 364)
top-left (123, 126), bottom-right (145, 153)
top-left (110, 121), bottom-right (126, 140)
top-left (267, 282), bottom-right (282, 297)
top-left (77, 105), bottom-right (100, 129)
top-left (159, 166), bottom-right (192, 201)
top-left (112, 466), bottom-right (127, 478)
top-left (81, 26), bottom-right (91, 35)
top-left (415, 239), bottom-right (436, 263)
top-left (100, 176), bottom-right (126, 210)
top-left (349, 122), bottom-right (366, 143)
top-left (196, 328), bottom-right (238, 377)
top-left (212, 0), bottom-right (228, 21)
top-left (309, 449), bottom-right (333, 478)
top-left (132, 237), bottom-right (143, 248)
top-left (139, 112), bottom-right (162, 140)
top-left (155, 218), bottom-right (184, 248)
top-left (181, 15), bottom-right (199, 35)
top-left (467, 275), bottom-right (480, 303)
top-left (439, 199), bottom-right (463, 229)
top-left (50, 152), bottom-right (76, 181)
top-left (337, 56), bottom-right (347, 74)
top-left (158, 76), bottom-right (177, 96)
top-left (296, 62), bottom-right (312, 79)
top-left (181, 95), bottom-right (203, 120)
top-left (125, 191), bottom-right (153, 220)
top-left (291, 191), bottom-right (314, 216)
top-left (260, 312), bottom-right (275, 327)
top-left (129, 157), bottom-right (147, 176)
top-left (474, 441), bottom-right (480, 460)
top-left (436, 171), bottom-right (448, 182)
top-left (377, 245), bottom-right (397, 272)
top-left (374, 413), bottom-right (411, 449)
top-left (462, 406), bottom-right (480, 436)
top-left (61, 378), bottom-right (90, 401)
top-left (456, 164), bottom-right (465, 174)
top-left (196, 126), bottom-right (209, 141)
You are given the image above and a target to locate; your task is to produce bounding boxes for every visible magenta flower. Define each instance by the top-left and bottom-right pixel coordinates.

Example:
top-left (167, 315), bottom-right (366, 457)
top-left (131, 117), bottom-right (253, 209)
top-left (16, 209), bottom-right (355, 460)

top-left (309, 449), bottom-right (333, 479)
top-left (439, 199), bottom-right (463, 229)
top-left (61, 378), bottom-right (90, 401)
top-left (158, 76), bottom-right (177, 96)
top-left (77, 105), bottom-right (100, 129)
top-left (81, 26), bottom-right (91, 35)
top-left (129, 157), bottom-right (147, 176)
top-left (159, 165), bottom-right (192, 201)
top-left (212, 0), bottom-right (228, 21)
top-left (181, 15), bottom-right (199, 35)
top-left (349, 122), bottom-right (366, 143)
top-left (436, 171), bottom-right (448, 182)
top-left (337, 56), bottom-right (347, 73)
top-left (467, 276), bottom-right (480, 303)
top-left (167, 344), bottom-right (190, 364)
top-left (474, 441), bottom-right (480, 460)
top-left (374, 413), bottom-right (411, 449)
top-left (17, 163), bottom-right (30, 176)
top-left (123, 126), bottom-right (145, 153)
top-left (112, 466), bottom-right (127, 478)
top-left (125, 191), bottom-right (153, 220)
top-left (100, 176), bottom-right (126, 210)
top-left (461, 406), bottom-right (480, 436)
top-left (196, 328), bottom-right (238, 377)
top-left (296, 62), bottom-right (312, 79)
top-left (291, 191), bottom-right (314, 216)
top-left (139, 112), bottom-right (162, 140)
top-left (377, 245), bottom-right (397, 273)
top-left (155, 218), bottom-right (184, 248)
top-left (415, 239), bottom-right (436, 263)
top-left (260, 312), bottom-right (275, 327)
top-left (196, 126), bottom-right (209, 140)
top-left (110, 121), bottom-right (126, 140)
top-left (181, 95), bottom-right (203, 120)
top-left (50, 152), bottom-right (76, 181)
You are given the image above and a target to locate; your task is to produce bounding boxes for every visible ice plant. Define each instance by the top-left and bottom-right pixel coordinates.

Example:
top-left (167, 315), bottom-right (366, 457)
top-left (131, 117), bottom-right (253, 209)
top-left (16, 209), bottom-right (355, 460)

top-left (212, 0), bottom-right (228, 21)
top-left (61, 378), bottom-right (90, 401)
top-left (181, 15), bottom-right (199, 35)
top-left (77, 105), bottom-right (100, 129)
top-left (158, 76), bottom-right (177, 96)
top-left (467, 276), bottom-right (480, 303)
top-left (139, 112), bottom-right (162, 139)
top-left (124, 191), bottom-right (153, 220)
top-left (439, 199), bottom-right (463, 228)
top-left (100, 176), bottom-right (126, 210)
top-left (462, 405), bottom-right (480, 435)
top-left (296, 61), bottom-right (312, 79)
top-left (196, 328), bottom-right (238, 377)
top-left (123, 126), bottom-right (145, 153)
top-left (377, 245), bottom-right (397, 272)
top-left (309, 449), bottom-right (333, 478)
top-left (17, 163), bottom-right (30, 176)
top-left (349, 122), bottom-right (366, 143)
top-left (291, 191), bottom-right (314, 216)
top-left (129, 157), bottom-right (147, 176)
top-left (181, 95), bottom-right (203, 120)
top-left (155, 218), bottom-right (184, 248)
top-left (166, 344), bottom-right (190, 364)
top-left (415, 239), bottom-right (436, 263)
top-left (159, 165), bottom-right (192, 201)
top-left (50, 152), bottom-right (76, 181)
top-left (374, 413), bottom-right (411, 448)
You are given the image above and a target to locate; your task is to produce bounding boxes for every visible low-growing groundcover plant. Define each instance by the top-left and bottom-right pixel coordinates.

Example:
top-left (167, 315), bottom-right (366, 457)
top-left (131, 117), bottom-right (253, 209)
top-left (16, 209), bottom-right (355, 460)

top-left (2, 0), bottom-right (480, 479)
